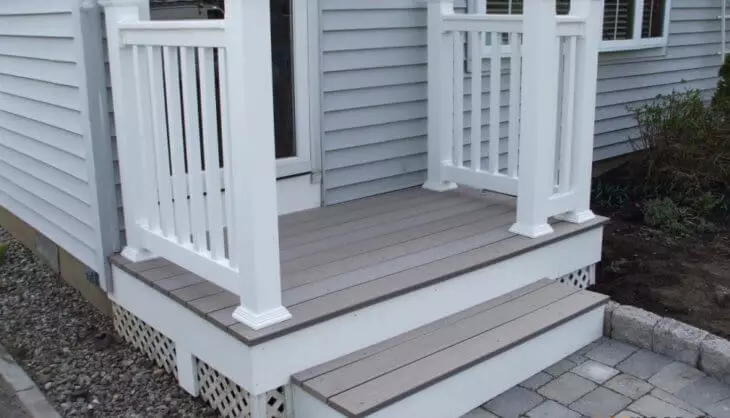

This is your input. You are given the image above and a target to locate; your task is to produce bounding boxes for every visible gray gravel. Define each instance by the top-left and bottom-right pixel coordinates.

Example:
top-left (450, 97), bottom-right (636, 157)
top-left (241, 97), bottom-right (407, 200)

top-left (0, 227), bottom-right (217, 417)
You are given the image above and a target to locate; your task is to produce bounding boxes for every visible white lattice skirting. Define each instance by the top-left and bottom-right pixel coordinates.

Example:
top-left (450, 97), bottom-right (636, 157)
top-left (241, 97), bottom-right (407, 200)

top-left (557, 264), bottom-right (596, 289)
top-left (111, 303), bottom-right (287, 418)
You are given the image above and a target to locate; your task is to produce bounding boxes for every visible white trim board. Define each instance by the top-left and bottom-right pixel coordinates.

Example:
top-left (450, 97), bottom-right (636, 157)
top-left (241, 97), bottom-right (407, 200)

top-left (276, 0), bottom-right (321, 180)
top-left (109, 225), bottom-right (602, 396)
top-left (277, 173), bottom-right (320, 215)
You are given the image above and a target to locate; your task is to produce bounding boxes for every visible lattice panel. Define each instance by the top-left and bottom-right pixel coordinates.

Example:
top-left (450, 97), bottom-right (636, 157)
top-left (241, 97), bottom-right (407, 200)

top-left (557, 264), bottom-right (596, 289)
top-left (111, 303), bottom-right (178, 377)
top-left (197, 359), bottom-right (286, 418)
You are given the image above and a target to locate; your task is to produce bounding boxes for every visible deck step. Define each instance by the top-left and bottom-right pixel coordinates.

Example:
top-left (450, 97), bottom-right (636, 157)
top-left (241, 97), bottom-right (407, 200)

top-left (292, 279), bottom-right (608, 418)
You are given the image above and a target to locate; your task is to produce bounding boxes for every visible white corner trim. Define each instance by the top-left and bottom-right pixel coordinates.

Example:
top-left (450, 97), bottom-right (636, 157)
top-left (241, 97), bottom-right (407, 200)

top-left (277, 174), bottom-right (321, 215)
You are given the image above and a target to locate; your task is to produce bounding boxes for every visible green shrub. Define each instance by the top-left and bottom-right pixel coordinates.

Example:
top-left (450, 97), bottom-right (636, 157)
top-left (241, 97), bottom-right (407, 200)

top-left (0, 243), bottom-right (7, 266)
top-left (630, 89), bottom-right (730, 208)
top-left (591, 181), bottom-right (629, 209)
top-left (643, 198), bottom-right (691, 236)
top-left (713, 55), bottom-right (730, 115)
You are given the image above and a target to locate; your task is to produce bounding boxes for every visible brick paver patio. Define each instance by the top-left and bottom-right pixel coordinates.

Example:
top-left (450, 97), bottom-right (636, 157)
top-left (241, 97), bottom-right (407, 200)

top-left (464, 338), bottom-right (730, 418)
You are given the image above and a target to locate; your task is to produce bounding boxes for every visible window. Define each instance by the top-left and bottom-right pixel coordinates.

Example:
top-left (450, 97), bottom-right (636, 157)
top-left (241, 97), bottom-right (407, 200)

top-left (601, 0), bottom-right (668, 51)
top-left (478, 0), bottom-right (670, 52)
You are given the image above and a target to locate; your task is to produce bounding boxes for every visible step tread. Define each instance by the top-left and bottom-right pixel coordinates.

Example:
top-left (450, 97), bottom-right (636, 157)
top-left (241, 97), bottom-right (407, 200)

top-left (293, 280), bottom-right (608, 417)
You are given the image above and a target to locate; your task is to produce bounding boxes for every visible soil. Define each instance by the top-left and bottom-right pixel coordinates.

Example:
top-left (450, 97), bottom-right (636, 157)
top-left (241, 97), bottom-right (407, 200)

top-left (591, 162), bottom-right (730, 339)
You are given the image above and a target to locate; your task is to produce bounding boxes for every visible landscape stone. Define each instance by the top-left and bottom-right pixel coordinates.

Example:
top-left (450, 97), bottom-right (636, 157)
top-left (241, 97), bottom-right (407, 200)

top-left (649, 388), bottom-right (703, 415)
top-left (611, 306), bottom-right (660, 349)
top-left (616, 350), bottom-right (673, 379)
top-left (569, 387), bottom-right (631, 416)
top-left (648, 362), bottom-right (706, 394)
top-left (524, 400), bottom-right (581, 418)
top-left (544, 359), bottom-right (576, 377)
top-left (462, 408), bottom-right (499, 418)
top-left (615, 409), bottom-right (644, 418)
top-left (704, 398), bottom-right (730, 418)
top-left (482, 386), bottom-right (543, 418)
top-left (604, 301), bottom-right (619, 336)
top-left (571, 360), bottom-right (619, 384)
top-left (628, 395), bottom-right (700, 418)
top-left (585, 339), bottom-right (638, 366)
top-left (653, 318), bottom-right (708, 366)
top-left (520, 372), bottom-right (553, 390)
top-left (674, 376), bottom-right (730, 409)
top-left (537, 373), bottom-right (596, 405)
top-left (700, 334), bottom-right (730, 384)
top-left (605, 374), bottom-right (653, 399)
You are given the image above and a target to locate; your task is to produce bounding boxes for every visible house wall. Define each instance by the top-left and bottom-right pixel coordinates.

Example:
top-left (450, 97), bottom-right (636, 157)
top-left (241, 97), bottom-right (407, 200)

top-left (319, 0), bottom-right (723, 204)
top-left (0, 0), bottom-right (118, 289)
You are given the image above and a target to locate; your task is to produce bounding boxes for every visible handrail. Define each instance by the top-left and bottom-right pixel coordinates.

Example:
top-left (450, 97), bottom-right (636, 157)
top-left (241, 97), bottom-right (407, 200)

top-left (119, 20), bottom-right (226, 47)
top-left (441, 13), bottom-right (524, 33)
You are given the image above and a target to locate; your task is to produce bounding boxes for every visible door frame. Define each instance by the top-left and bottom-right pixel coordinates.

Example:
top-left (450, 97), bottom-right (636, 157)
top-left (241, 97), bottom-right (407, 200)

top-left (275, 0), bottom-right (320, 181)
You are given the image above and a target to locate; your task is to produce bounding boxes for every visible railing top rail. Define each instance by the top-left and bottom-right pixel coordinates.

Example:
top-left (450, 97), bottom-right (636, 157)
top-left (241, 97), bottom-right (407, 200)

top-left (442, 13), bottom-right (524, 33)
top-left (120, 20), bottom-right (226, 48)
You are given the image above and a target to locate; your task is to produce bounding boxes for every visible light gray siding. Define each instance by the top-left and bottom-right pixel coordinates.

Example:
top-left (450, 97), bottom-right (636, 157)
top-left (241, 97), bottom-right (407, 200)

top-left (320, 0), bottom-right (723, 204)
top-left (0, 0), bottom-right (118, 282)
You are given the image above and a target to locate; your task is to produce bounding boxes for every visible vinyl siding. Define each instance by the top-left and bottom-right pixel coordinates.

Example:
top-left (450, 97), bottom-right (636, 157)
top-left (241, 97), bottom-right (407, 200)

top-left (0, 0), bottom-right (118, 278)
top-left (320, 0), bottom-right (723, 204)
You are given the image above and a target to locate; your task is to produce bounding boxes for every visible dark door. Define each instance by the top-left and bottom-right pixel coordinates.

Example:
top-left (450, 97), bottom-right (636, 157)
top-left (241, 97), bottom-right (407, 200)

top-left (190, 0), bottom-right (297, 159)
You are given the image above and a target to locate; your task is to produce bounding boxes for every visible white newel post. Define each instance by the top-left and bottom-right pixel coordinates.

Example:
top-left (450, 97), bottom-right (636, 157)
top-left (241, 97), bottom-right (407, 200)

top-left (423, 0), bottom-right (458, 192)
top-left (555, 0), bottom-right (604, 224)
top-left (509, 0), bottom-right (560, 238)
top-left (100, 0), bottom-right (155, 262)
top-left (225, 0), bottom-right (292, 329)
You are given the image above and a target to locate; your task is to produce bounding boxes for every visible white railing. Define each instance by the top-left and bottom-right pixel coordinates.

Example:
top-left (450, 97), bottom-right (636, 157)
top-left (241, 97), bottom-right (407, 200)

top-left (102, 0), bottom-right (291, 330)
top-left (425, 0), bottom-right (604, 238)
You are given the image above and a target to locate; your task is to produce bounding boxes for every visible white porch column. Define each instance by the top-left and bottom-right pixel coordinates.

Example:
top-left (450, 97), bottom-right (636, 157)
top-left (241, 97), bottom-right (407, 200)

top-left (100, 0), bottom-right (155, 262)
top-left (555, 0), bottom-right (604, 224)
top-left (509, 0), bottom-right (560, 238)
top-left (423, 0), bottom-right (458, 192)
top-left (224, 0), bottom-right (292, 329)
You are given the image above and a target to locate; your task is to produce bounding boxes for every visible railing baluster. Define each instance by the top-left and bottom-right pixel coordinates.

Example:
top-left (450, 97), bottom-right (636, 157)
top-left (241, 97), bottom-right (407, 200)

top-left (199, 47), bottom-right (225, 259)
top-left (453, 31), bottom-right (464, 167)
top-left (162, 46), bottom-right (191, 244)
top-left (469, 30), bottom-right (482, 172)
top-left (180, 46), bottom-right (206, 251)
top-left (147, 46), bottom-right (174, 237)
top-left (489, 31), bottom-right (501, 174)
top-left (217, 49), bottom-right (235, 258)
top-left (508, 32), bottom-right (521, 178)
top-left (559, 36), bottom-right (577, 194)
top-left (132, 45), bottom-right (160, 231)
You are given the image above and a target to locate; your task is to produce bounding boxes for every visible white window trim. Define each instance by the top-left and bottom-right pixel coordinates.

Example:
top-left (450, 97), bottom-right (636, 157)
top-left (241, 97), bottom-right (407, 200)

top-left (473, 0), bottom-right (672, 55)
top-left (598, 0), bottom-right (672, 53)
top-left (275, 0), bottom-right (320, 180)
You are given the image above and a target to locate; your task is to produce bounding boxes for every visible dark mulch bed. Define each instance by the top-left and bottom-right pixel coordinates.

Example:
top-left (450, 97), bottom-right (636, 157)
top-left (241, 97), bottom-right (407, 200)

top-left (591, 162), bottom-right (730, 339)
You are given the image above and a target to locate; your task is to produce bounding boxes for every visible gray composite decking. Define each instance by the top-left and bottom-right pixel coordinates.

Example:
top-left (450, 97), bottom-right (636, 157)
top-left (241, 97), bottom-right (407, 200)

top-left (292, 279), bottom-right (609, 417)
top-left (111, 187), bottom-right (607, 345)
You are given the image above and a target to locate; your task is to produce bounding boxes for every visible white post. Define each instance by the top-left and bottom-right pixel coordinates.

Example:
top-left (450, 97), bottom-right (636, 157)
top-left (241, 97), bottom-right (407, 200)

top-left (423, 0), bottom-right (458, 192)
top-left (509, 0), bottom-right (560, 238)
top-left (99, 0), bottom-right (155, 261)
top-left (225, 0), bottom-right (292, 329)
top-left (555, 0), bottom-right (604, 224)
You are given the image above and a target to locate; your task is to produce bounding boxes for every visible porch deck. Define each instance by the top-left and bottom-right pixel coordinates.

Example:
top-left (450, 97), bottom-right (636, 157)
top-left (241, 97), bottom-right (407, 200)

top-left (111, 187), bottom-right (606, 346)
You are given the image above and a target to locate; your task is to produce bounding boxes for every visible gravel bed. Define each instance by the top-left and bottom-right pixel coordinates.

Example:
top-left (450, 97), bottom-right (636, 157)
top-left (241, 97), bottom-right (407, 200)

top-left (0, 227), bottom-right (217, 417)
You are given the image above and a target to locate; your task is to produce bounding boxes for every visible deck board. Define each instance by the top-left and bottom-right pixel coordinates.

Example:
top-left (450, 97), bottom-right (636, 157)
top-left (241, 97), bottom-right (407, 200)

top-left (110, 187), bottom-right (607, 346)
top-left (327, 291), bottom-right (607, 416)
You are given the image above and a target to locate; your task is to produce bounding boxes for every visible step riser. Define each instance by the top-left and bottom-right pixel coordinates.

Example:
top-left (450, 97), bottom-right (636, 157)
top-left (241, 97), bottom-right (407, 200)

top-left (293, 306), bottom-right (604, 418)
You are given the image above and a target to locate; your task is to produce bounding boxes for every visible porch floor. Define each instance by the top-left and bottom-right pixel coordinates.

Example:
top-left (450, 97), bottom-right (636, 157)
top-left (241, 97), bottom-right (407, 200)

top-left (111, 187), bottom-right (606, 346)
